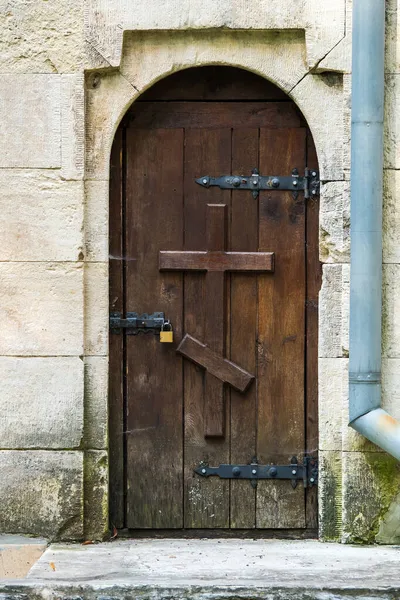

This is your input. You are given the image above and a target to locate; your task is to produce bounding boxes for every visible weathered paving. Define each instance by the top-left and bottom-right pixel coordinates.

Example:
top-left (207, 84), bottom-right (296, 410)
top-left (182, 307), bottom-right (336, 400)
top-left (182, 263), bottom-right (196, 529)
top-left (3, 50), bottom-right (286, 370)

top-left (2, 540), bottom-right (400, 599)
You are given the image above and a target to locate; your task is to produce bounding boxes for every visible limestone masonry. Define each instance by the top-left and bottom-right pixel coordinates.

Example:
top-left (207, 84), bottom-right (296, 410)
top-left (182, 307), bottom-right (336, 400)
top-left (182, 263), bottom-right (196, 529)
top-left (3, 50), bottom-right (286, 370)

top-left (1, 0), bottom-right (400, 542)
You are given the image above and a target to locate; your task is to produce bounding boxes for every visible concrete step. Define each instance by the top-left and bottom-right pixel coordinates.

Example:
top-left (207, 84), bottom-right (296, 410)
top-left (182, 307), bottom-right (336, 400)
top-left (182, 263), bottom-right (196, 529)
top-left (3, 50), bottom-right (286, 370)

top-left (1, 539), bottom-right (400, 598)
top-left (0, 535), bottom-right (47, 579)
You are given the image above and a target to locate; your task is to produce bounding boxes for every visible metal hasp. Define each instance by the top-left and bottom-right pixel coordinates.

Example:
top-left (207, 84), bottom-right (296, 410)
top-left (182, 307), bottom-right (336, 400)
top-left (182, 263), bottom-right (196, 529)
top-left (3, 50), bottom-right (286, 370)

top-left (195, 168), bottom-right (320, 199)
top-left (110, 312), bottom-right (171, 335)
top-left (194, 456), bottom-right (318, 489)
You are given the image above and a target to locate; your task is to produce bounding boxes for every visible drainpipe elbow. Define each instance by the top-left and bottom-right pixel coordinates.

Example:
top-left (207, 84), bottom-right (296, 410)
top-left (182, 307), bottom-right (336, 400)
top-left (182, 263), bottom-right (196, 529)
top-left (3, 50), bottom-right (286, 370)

top-left (350, 408), bottom-right (400, 461)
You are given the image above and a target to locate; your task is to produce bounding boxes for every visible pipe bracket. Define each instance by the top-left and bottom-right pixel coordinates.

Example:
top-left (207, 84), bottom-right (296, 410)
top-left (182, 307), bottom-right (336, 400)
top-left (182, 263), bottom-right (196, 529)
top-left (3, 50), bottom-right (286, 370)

top-left (349, 372), bottom-right (381, 384)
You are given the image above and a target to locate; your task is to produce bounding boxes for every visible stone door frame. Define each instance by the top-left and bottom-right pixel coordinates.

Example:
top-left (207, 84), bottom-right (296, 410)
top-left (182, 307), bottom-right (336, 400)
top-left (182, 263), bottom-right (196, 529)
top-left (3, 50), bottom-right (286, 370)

top-left (83, 30), bottom-right (346, 539)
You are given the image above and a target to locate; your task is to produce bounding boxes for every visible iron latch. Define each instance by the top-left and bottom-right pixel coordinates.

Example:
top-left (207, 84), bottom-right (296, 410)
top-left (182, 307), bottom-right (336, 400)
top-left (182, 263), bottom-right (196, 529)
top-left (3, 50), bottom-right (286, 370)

top-left (110, 312), bottom-right (171, 335)
top-left (196, 168), bottom-right (320, 199)
top-left (194, 456), bottom-right (318, 489)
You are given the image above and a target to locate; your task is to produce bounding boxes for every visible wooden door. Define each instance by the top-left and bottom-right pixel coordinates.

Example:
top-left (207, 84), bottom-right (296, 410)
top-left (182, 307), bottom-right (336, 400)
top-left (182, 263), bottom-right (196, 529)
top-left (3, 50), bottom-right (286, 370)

top-left (109, 67), bottom-right (320, 535)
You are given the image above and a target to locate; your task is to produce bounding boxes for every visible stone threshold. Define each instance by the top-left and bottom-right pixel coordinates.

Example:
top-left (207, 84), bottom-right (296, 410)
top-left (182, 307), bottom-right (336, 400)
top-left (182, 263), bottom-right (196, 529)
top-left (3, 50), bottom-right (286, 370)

top-left (2, 539), bottom-right (400, 599)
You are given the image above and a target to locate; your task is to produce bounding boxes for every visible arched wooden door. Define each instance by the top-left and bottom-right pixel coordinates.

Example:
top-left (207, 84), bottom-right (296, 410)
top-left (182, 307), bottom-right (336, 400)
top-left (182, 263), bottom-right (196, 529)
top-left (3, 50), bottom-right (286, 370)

top-left (109, 67), bottom-right (320, 535)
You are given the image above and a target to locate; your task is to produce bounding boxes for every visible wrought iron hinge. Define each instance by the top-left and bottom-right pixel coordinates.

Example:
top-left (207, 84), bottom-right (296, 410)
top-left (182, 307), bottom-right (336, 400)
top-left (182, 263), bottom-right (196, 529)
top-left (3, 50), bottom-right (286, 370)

top-left (110, 312), bottom-right (171, 335)
top-left (196, 168), bottom-right (320, 199)
top-left (194, 456), bottom-right (318, 489)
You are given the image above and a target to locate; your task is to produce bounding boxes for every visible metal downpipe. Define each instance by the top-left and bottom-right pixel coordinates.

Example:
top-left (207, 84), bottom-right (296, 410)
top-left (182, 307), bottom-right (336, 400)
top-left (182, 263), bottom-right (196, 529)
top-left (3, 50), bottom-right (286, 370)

top-left (349, 0), bottom-right (400, 459)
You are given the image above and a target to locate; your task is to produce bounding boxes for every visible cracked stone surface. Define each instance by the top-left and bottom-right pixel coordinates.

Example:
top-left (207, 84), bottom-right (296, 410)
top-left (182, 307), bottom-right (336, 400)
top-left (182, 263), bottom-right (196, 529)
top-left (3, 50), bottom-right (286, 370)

top-left (23, 539), bottom-right (400, 587)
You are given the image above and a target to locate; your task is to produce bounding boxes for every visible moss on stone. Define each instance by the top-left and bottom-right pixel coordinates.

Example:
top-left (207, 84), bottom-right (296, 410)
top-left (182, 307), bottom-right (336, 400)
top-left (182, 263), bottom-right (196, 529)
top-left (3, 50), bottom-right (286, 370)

top-left (365, 453), bottom-right (400, 543)
top-left (0, 451), bottom-right (83, 542)
top-left (319, 451), bottom-right (342, 541)
top-left (343, 452), bottom-right (400, 544)
top-left (83, 450), bottom-right (109, 541)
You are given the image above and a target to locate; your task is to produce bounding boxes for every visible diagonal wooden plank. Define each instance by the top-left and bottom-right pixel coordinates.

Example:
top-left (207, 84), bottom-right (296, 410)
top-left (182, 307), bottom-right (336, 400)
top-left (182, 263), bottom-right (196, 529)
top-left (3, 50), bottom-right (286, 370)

top-left (159, 251), bottom-right (274, 272)
top-left (177, 334), bottom-right (254, 393)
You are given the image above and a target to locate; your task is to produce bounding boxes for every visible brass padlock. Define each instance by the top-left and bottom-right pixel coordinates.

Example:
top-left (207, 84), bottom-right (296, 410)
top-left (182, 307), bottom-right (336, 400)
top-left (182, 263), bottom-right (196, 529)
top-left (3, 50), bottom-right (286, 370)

top-left (160, 321), bottom-right (173, 343)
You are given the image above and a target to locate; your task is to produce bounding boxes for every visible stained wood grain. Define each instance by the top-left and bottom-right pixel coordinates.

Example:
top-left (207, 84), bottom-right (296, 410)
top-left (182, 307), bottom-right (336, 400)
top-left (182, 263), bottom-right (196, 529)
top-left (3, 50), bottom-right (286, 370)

top-left (125, 127), bottom-right (184, 529)
top-left (203, 205), bottom-right (227, 437)
top-left (183, 128), bottom-right (231, 527)
top-left (256, 127), bottom-right (307, 529)
top-left (138, 66), bottom-right (288, 101)
top-left (108, 127), bottom-right (124, 529)
top-left (229, 128), bottom-right (259, 529)
top-left (160, 251), bottom-right (274, 272)
top-left (204, 278), bottom-right (225, 436)
top-left (128, 102), bottom-right (302, 129)
top-left (124, 528), bottom-right (317, 539)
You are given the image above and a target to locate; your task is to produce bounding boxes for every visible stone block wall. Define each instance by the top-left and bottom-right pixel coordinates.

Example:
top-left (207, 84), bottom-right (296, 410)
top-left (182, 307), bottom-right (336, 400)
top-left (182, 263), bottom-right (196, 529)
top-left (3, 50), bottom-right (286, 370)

top-left (317, 0), bottom-right (400, 544)
top-left (0, 0), bottom-right (99, 540)
top-left (1, 0), bottom-right (400, 542)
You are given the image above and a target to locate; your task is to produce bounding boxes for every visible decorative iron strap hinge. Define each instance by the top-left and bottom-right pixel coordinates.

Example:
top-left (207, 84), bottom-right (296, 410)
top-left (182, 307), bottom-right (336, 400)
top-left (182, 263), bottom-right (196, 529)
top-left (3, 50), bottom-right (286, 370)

top-left (194, 456), bottom-right (318, 489)
top-left (196, 168), bottom-right (320, 199)
top-left (110, 312), bottom-right (171, 335)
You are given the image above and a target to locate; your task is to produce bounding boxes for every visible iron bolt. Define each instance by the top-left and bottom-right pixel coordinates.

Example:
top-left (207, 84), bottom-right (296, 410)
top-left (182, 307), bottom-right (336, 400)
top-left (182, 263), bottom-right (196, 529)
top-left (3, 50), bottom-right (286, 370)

top-left (201, 468), bottom-right (207, 474)
top-left (269, 467), bottom-right (277, 477)
top-left (292, 469), bottom-right (297, 475)
top-left (312, 171), bottom-right (317, 176)
top-left (252, 469), bottom-right (257, 475)
top-left (233, 177), bottom-right (241, 187)
top-left (203, 178), bottom-right (208, 184)
top-left (292, 180), bottom-right (298, 186)
top-left (310, 477), bottom-right (315, 483)
top-left (271, 178), bottom-right (280, 188)
top-left (232, 467), bottom-right (241, 477)
top-left (312, 190), bottom-right (316, 195)
top-left (252, 179), bottom-right (258, 186)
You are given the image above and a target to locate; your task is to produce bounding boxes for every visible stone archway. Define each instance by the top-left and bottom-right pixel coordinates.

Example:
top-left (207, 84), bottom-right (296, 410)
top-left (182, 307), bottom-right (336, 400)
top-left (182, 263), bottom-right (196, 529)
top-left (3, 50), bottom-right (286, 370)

top-left (83, 32), bottom-right (345, 539)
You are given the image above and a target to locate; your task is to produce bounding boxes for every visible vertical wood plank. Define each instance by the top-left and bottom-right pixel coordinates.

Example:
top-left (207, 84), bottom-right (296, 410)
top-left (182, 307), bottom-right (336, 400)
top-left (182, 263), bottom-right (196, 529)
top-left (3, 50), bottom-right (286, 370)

top-left (205, 204), bottom-right (227, 438)
top-left (256, 128), bottom-right (307, 529)
top-left (184, 128), bottom-right (231, 528)
top-left (109, 127), bottom-right (125, 528)
top-left (125, 127), bottom-right (184, 528)
top-left (229, 128), bottom-right (259, 529)
top-left (305, 132), bottom-right (321, 529)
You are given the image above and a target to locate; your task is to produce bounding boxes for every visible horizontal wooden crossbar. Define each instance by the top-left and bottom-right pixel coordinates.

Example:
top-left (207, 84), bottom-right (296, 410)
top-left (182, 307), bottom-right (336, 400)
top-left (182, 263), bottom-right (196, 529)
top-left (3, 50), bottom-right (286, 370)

top-left (160, 251), bottom-right (274, 272)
